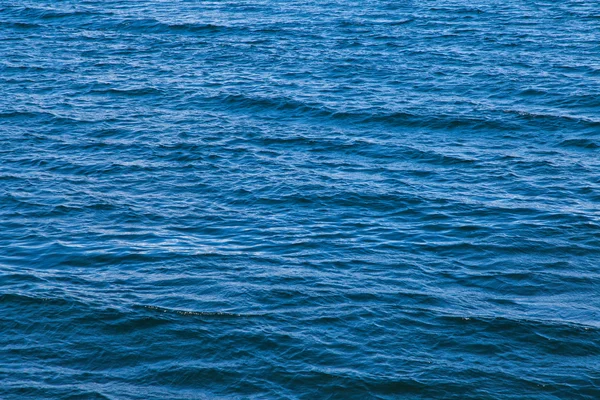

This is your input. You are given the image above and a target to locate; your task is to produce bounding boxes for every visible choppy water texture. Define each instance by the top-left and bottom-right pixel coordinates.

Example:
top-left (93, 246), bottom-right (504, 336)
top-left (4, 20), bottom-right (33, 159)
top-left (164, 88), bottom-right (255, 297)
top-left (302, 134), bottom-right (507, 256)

top-left (1, 1), bottom-right (600, 398)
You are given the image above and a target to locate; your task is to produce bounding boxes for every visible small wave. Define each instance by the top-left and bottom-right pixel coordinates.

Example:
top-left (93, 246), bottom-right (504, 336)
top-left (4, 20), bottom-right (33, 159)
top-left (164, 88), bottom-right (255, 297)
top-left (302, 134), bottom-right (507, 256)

top-left (204, 92), bottom-right (515, 131)
top-left (387, 18), bottom-right (415, 26)
top-left (88, 87), bottom-right (164, 97)
top-left (1, 273), bottom-right (48, 285)
top-left (502, 109), bottom-right (600, 128)
top-left (96, 17), bottom-right (235, 35)
top-left (519, 88), bottom-right (547, 96)
top-left (0, 21), bottom-right (41, 29)
top-left (37, 10), bottom-right (98, 20)
top-left (559, 138), bottom-right (599, 150)
top-left (0, 110), bottom-right (44, 119)
top-left (2, 6), bottom-right (99, 20)
top-left (136, 304), bottom-right (251, 318)
top-left (0, 292), bottom-right (72, 307)
top-left (0, 110), bottom-right (100, 125)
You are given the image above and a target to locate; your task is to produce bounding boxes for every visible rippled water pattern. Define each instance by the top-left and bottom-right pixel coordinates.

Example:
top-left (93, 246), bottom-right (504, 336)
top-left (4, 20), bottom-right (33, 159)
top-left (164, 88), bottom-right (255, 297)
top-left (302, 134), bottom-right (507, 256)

top-left (1, 1), bottom-right (600, 398)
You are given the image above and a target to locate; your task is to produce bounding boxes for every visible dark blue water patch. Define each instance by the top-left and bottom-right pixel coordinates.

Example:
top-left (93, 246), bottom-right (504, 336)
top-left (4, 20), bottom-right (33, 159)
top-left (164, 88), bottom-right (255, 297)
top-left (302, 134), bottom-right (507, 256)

top-left (559, 138), bottom-right (600, 150)
top-left (2, 0), bottom-right (600, 399)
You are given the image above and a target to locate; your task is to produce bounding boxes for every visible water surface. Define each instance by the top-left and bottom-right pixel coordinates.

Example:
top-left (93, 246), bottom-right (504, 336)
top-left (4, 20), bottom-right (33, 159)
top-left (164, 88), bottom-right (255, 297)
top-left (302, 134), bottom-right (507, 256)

top-left (1, 1), bottom-right (600, 398)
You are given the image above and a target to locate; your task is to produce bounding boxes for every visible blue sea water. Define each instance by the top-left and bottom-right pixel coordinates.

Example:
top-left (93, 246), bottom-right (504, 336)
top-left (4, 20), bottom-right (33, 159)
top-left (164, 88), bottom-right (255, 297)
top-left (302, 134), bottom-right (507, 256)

top-left (1, 0), bottom-right (600, 398)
